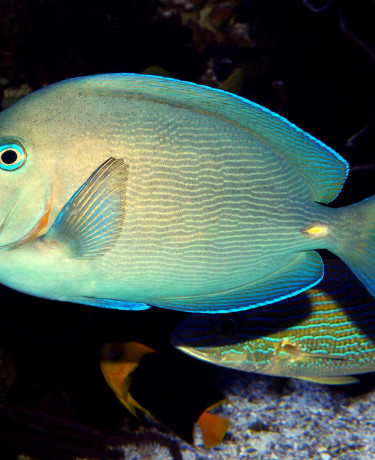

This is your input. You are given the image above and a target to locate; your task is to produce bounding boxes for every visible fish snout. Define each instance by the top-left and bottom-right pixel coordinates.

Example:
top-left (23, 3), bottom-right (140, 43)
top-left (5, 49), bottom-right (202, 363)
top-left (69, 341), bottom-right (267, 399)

top-left (0, 182), bottom-right (53, 249)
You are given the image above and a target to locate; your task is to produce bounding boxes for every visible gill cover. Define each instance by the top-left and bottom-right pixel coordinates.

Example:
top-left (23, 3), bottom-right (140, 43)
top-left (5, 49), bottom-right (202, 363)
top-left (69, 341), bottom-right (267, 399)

top-left (0, 137), bottom-right (52, 247)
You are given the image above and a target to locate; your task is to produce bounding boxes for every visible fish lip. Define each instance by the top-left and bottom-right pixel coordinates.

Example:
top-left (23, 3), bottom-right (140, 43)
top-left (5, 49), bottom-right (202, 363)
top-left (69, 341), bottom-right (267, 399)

top-left (171, 337), bottom-right (210, 358)
top-left (175, 343), bottom-right (220, 365)
top-left (0, 183), bottom-right (53, 250)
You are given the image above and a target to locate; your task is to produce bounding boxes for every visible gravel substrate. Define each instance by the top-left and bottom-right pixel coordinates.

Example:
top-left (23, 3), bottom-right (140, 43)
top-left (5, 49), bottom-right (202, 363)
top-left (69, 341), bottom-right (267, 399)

top-left (119, 368), bottom-right (375, 460)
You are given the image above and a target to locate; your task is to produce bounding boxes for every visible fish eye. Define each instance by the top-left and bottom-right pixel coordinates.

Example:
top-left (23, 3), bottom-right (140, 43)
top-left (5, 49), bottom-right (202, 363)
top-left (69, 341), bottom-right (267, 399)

top-left (107, 343), bottom-right (123, 360)
top-left (0, 143), bottom-right (26, 171)
top-left (214, 315), bottom-right (238, 336)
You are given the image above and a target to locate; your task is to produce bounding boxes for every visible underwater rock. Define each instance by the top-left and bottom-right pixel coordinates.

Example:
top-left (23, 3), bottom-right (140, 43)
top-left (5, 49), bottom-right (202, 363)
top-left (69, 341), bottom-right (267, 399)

top-left (227, 22), bottom-right (253, 47)
top-left (1, 83), bottom-right (32, 109)
top-left (209, 2), bottom-right (234, 28)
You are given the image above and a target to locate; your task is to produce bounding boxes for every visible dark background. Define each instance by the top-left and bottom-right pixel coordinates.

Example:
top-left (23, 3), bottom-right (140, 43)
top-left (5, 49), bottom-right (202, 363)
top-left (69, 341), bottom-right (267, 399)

top-left (0, 1), bottom-right (375, 458)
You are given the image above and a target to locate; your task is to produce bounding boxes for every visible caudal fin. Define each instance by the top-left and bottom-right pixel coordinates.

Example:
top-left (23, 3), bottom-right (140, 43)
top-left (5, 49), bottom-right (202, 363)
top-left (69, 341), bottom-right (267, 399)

top-left (333, 195), bottom-right (375, 297)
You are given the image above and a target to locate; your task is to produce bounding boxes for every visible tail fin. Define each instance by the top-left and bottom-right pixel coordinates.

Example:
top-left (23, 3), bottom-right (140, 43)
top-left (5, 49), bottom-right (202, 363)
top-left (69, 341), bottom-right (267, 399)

top-left (333, 195), bottom-right (375, 297)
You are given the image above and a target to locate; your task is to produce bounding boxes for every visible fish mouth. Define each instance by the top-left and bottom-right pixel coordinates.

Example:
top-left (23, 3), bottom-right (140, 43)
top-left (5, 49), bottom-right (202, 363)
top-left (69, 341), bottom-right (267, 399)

top-left (173, 342), bottom-right (222, 365)
top-left (171, 333), bottom-right (212, 359)
top-left (0, 183), bottom-right (53, 250)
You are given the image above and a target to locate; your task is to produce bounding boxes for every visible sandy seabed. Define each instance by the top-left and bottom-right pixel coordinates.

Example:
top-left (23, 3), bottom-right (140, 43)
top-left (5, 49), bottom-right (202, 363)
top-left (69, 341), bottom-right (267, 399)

top-left (120, 368), bottom-right (375, 460)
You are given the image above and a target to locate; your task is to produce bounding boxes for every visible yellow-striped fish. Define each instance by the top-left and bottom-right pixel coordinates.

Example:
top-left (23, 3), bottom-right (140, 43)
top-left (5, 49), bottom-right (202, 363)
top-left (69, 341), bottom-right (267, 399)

top-left (0, 74), bottom-right (375, 313)
top-left (172, 261), bottom-right (375, 384)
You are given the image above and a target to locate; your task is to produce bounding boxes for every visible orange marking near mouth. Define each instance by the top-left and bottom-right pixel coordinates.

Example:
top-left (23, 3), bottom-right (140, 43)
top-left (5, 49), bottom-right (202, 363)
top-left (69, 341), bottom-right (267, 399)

top-left (33, 190), bottom-right (53, 238)
top-left (0, 183), bottom-right (53, 249)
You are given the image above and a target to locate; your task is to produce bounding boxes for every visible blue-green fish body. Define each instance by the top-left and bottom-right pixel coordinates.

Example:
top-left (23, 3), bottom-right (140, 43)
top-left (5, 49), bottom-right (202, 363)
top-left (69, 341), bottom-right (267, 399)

top-left (172, 261), bottom-right (375, 384)
top-left (0, 74), bottom-right (375, 312)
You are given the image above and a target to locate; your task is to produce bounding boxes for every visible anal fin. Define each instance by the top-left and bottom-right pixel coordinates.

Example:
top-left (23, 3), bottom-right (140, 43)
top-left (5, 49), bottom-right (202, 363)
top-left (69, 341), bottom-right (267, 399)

top-left (151, 251), bottom-right (323, 313)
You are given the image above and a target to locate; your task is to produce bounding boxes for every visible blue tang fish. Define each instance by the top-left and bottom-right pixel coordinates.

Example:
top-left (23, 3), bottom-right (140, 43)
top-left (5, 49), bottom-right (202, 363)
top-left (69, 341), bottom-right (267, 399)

top-left (0, 74), bottom-right (374, 313)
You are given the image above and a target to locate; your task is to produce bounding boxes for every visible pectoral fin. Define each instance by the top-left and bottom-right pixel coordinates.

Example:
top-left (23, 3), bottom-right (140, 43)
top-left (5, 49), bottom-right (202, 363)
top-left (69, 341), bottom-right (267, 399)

top-left (281, 343), bottom-right (347, 361)
top-left (46, 157), bottom-right (128, 259)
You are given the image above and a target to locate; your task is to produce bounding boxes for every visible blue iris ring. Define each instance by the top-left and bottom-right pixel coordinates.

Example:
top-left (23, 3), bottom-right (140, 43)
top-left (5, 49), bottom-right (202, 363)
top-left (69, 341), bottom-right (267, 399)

top-left (0, 143), bottom-right (26, 170)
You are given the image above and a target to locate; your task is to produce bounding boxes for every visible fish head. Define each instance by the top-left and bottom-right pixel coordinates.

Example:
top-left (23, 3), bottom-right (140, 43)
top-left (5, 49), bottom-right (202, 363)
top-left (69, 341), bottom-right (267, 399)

top-left (0, 80), bottom-right (100, 249)
top-left (0, 93), bottom-right (61, 248)
top-left (171, 312), bottom-right (261, 371)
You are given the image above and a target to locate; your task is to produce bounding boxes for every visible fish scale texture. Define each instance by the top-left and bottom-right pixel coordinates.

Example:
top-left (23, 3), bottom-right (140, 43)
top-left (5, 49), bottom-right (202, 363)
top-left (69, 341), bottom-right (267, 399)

top-left (93, 98), bottom-right (321, 295)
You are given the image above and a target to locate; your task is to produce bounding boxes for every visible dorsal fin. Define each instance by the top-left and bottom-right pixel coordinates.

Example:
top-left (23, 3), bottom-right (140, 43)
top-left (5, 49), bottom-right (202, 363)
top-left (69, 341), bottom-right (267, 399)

top-left (57, 73), bottom-right (348, 203)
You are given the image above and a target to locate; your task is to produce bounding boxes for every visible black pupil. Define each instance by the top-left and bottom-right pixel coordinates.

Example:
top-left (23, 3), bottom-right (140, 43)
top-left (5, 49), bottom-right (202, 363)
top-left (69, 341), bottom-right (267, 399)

top-left (1, 149), bottom-right (18, 165)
